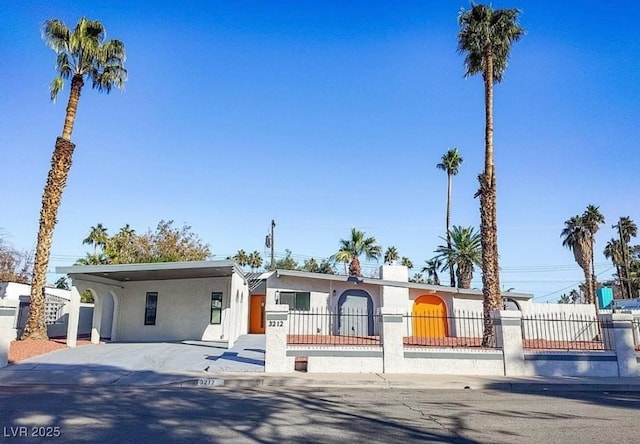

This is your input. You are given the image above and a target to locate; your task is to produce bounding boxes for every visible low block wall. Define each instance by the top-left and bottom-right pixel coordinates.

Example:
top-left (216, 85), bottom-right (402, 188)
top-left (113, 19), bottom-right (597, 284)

top-left (265, 308), bottom-right (640, 377)
top-left (287, 347), bottom-right (383, 373)
top-left (524, 352), bottom-right (619, 377)
top-left (403, 348), bottom-right (504, 375)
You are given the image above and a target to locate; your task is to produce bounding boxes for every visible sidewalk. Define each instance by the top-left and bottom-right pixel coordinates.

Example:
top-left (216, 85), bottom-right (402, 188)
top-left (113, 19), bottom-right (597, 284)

top-left (1, 366), bottom-right (639, 392)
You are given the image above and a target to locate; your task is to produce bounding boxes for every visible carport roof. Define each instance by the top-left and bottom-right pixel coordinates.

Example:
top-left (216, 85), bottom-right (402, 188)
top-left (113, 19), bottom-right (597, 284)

top-left (57, 260), bottom-right (243, 282)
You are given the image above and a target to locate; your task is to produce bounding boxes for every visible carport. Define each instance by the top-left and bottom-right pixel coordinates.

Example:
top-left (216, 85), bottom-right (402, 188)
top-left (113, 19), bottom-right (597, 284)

top-left (57, 261), bottom-right (249, 348)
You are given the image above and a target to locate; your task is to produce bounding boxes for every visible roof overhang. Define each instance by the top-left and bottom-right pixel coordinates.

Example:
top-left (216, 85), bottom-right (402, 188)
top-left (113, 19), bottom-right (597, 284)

top-left (56, 260), bottom-right (243, 283)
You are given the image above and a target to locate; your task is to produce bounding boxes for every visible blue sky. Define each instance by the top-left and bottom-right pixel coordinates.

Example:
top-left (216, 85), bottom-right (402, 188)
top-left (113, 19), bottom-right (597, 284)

top-left (1, 1), bottom-right (638, 302)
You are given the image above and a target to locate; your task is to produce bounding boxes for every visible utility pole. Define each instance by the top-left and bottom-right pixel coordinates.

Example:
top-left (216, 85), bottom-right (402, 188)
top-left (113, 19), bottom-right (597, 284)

top-left (265, 219), bottom-right (275, 269)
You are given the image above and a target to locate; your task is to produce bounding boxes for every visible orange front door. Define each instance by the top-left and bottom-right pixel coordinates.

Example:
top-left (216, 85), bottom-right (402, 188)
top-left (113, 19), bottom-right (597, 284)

top-left (412, 295), bottom-right (448, 338)
top-left (249, 294), bottom-right (266, 334)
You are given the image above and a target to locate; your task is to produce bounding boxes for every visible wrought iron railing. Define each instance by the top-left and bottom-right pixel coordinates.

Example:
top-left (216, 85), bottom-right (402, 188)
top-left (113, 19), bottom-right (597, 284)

top-left (521, 313), bottom-right (613, 351)
top-left (287, 308), bottom-right (381, 346)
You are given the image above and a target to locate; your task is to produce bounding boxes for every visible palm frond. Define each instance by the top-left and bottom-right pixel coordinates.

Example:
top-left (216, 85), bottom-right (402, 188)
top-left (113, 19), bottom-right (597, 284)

top-left (49, 76), bottom-right (64, 102)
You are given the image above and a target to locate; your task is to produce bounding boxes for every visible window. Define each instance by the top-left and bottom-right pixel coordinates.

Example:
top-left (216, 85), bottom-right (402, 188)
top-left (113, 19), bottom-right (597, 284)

top-left (211, 292), bottom-right (223, 324)
top-left (279, 291), bottom-right (310, 311)
top-left (144, 292), bottom-right (158, 325)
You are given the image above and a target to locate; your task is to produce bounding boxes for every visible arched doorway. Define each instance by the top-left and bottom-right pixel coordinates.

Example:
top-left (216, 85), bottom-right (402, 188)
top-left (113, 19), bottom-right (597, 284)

top-left (412, 295), bottom-right (448, 337)
top-left (338, 289), bottom-right (374, 336)
top-left (503, 297), bottom-right (521, 311)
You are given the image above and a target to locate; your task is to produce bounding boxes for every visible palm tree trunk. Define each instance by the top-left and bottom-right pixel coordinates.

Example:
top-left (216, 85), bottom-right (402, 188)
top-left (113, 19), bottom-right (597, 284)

top-left (349, 256), bottom-right (361, 277)
top-left (446, 173), bottom-right (455, 287)
top-left (480, 49), bottom-right (501, 347)
top-left (22, 75), bottom-right (83, 341)
top-left (22, 137), bottom-right (76, 340)
top-left (61, 75), bottom-right (84, 140)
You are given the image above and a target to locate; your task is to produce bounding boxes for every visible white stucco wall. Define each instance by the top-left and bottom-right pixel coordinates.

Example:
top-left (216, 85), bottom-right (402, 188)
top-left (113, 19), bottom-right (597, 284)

top-left (524, 352), bottom-right (619, 377)
top-left (114, 276), bottom-right (246, 345)
top-left (266, 275), bottom-right (382, 313)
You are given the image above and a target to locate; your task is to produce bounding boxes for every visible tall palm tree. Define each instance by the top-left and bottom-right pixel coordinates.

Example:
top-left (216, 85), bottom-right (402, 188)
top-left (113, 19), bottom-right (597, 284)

top-left (422, 257), bottom-right (443, 286)
top-left (23, 18), bottom-right (127, 340)
top-left (604, 238), bottom-right (627, 298)
top-left (434, 226), bottom-right (482, 289)
top-left (437, 148), bottom-right (463, 287)
top-left (613, 216), bottom-right (638, 298)
top-left (82, 223), bottom-right (108, 255)
top-left (458, 4), bottom-right (524, 345)
top-left (384, 246), bottom-right (400, 265)
top-left (561, 215), bottom-right (594, 304)
top-left (333, 228), bottom-right (381, 277)
top-left (582, 204), bottom-right (605, 303)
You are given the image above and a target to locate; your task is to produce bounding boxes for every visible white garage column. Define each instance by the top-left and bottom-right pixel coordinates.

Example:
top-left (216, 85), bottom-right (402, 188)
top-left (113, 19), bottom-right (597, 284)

top-left (91, 293), bottom-right (103, 345)
top-left (0, 299), bottom-right (19, 368)
top-left (492, 310), bottom-right (525, 376)
top-left (381, 307), bottom-right (405, 373)
top-left (66, 286), bottom-right (81, 348)
top-left (265, 305), bottom-right (292, 373)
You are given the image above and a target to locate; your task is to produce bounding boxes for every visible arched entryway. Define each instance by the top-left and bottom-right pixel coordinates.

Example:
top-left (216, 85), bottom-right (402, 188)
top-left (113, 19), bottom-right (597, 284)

top-left (503, 297), bottom-right (521, 311)
top-left (338, 289), bottom-right (374, 336)
top-left (412, 295), bottom-right (448, 337)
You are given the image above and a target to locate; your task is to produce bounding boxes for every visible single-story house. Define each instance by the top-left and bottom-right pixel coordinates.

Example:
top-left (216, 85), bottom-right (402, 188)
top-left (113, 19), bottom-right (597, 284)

top-left (248, 265), bottom-right (534, 336)
top-left (59, 261), bottom-right (599, 348)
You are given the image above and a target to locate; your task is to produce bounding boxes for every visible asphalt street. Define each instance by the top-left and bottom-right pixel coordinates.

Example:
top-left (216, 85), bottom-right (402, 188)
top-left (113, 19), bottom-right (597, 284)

top-left (1, 386), bottom-right (639, 443)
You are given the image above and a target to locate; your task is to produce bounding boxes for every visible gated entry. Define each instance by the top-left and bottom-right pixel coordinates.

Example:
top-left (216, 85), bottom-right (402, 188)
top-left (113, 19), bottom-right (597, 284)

top-left (337, 289), bottom-right (374, 336)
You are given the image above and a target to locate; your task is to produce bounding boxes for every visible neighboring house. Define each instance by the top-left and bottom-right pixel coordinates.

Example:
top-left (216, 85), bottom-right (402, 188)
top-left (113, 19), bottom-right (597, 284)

top-left (0, 282), bottom-right (92, 339)
top-left (57, 261), bottom-right (249, 347)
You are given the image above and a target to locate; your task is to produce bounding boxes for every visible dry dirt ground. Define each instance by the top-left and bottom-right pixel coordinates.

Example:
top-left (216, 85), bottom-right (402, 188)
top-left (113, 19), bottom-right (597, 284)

top-left (8, 338), bottom-right (93, 364)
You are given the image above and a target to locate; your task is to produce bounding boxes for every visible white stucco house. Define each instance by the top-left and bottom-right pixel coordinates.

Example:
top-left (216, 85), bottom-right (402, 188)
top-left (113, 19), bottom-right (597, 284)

top-left (57, 260), bottom-right (249, 347)
top-left (59, 260), bottom-right (600, 348)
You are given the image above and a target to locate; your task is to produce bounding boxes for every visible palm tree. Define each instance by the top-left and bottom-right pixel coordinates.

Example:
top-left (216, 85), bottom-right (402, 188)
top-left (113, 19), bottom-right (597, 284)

top-left (24, 18), bottom-right (127, 340)
top-left (458, 4), bottom-right (524, 346)
top-left (422, 257), bottom-right (443, 286)
top-left (333, 228), bottom-right (382, 277)
top-left (434, 226), bottom-right (482, 289)
top-left (604, 238), bottom-right (627, 298)
top-left (401, 257), bottom-right (414, 270)
top-left (437, 148), bottom-right (463, 287)
top-left (232, 249), bottom-right (249, 267)
top-left (613, 216), bottom-right (638, 298)
top-left (582, 205), bottom-right (605, 303)
top-left (248, 251), bottom-right (263, 272)
top-left (561, 215), bottom-right (594, 304)
top-left (384, 246), bottom-right (400, 265)
top-left (82, 223), bottom-right (108, 255)
top-left (75, 252), bottom-right (108, 266)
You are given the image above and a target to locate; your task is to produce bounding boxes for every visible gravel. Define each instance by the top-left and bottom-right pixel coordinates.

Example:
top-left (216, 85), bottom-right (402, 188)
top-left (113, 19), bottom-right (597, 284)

top-left (8, 338), bottom-right (93, 364)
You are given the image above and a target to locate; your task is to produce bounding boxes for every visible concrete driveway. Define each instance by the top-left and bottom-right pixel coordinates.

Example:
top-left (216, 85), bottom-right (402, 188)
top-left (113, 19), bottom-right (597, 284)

top-left (10, 334), bottom-right (265, 374)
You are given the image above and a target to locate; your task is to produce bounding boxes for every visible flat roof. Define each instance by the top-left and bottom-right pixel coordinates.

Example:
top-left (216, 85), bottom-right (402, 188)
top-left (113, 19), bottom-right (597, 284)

top-left (57, 260), bottom-right (242, 282)
top-left (271, 269), bottom-right (533, 299)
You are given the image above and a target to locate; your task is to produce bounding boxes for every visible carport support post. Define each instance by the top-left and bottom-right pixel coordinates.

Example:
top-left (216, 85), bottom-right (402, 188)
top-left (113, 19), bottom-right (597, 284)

top-left (66, 285), bottom-right (81, 348)
top-left (265, 305), bottom-right (292, 372)
top-left (602, 313), bottom-right (638, 377)
top-left (492, 310), bottom-right (525, 376)
top-left (381, 307), bottom-right (405, 373)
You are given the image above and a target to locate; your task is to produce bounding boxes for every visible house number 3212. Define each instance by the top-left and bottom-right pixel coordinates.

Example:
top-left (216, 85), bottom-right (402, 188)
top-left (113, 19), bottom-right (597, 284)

top-left (268, 320), bottom-right (284, 327)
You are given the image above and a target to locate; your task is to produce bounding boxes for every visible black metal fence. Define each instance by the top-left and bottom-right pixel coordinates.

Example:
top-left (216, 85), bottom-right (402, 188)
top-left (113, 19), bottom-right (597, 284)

top-left (521, 313), bottom-right (613, 351)
top-left (287, 308), bottom-right (381, 346)
top-left (403, 311), bottom-right (496, 348)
